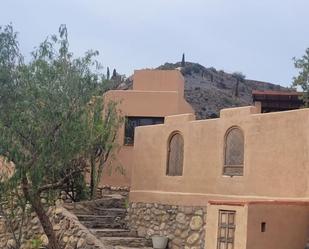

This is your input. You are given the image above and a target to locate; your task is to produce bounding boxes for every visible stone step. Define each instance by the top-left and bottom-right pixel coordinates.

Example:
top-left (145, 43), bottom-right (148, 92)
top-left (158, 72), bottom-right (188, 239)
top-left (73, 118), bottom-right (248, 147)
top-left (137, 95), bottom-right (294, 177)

top-left (102, 194), bottom-right (125, 199)
top-left (90, 228), bottom-right (137, 237)
top-left (77, 214), bottom-right (122, 220)
top-left (64, 197), bottom-right (127, 214)
top-left (97, 198), bottom-right (126, 209)
top-left (100, 190), bottom-right (129, 198)
top-left (80, 221), bottom-right (125, 229)
top-left (100, 237), bottom-right (152, 248)
top-left (78, 215), bottom-right (126, 229)
top-left (114, 247), bottom-right (153, 249)
top-left (74, 208), bottom-right (127, 216)
top-left (93, 208), bottom-right (127, 216)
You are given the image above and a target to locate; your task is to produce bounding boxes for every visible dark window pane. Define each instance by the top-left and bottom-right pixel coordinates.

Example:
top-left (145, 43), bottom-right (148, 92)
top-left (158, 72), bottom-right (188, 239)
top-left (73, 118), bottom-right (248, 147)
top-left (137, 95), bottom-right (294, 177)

top-left (124, 116), bottom-right (164, 145)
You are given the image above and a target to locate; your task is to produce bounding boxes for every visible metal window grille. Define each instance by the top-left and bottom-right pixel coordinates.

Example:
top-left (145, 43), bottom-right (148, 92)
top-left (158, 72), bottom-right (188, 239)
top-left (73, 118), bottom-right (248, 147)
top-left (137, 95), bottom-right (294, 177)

top-left (217, 210), bottom-right (236, 249)
top-left (166, 132), bottom-right (184, 176)
top-left (223, 127), bottom-right (244, 176)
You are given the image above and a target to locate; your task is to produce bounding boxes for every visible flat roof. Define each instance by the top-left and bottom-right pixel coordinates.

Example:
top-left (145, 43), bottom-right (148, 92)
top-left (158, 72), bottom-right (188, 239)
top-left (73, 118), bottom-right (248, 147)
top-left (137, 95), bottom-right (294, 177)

top-left (252, 90), bottom-right (302, 96)
top-left (252, 90), bottom-right (303, 112)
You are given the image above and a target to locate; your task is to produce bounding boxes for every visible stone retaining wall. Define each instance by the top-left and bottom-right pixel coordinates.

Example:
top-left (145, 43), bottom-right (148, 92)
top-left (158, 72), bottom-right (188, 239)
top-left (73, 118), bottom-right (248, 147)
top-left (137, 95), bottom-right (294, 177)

top-left (0, 206), bottom-right (106, 249)
top-left (127, 202), bottom-right (207, 249)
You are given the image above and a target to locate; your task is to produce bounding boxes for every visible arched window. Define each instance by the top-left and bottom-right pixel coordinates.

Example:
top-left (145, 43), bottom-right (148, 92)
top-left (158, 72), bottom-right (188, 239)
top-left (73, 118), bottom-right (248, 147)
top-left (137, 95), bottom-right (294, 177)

top-left (224, 127), bottom-right (244, 176)
top-left (166, 132), bottom-right (184, 176)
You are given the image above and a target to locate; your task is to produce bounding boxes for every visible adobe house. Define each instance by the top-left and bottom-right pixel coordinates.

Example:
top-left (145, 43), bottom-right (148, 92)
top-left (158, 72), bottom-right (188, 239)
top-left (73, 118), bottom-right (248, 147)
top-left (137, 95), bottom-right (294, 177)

top-left (101, 69), bottom-right (194, 187)
top-left (128, 105), bottom-right (309, 249)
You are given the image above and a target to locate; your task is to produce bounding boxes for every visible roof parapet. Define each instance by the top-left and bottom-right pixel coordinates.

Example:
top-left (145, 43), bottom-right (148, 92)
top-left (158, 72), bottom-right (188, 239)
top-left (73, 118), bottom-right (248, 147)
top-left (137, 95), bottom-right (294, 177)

top-left (165, 113), bottom-right (196, 124)
top-left (220, 106), bottom-right (261, 119)
top-left (133, 69), bottom-right (184, 95)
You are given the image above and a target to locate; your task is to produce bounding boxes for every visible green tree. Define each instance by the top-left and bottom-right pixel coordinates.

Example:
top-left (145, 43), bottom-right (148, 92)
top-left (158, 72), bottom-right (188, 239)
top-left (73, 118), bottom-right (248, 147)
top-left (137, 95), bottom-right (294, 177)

top-left (0, 25), bottom-right (120, 249)
top-left (88, 99), bottom-right (122, 199)
top-left (293, 48), bottom-right (309, 106)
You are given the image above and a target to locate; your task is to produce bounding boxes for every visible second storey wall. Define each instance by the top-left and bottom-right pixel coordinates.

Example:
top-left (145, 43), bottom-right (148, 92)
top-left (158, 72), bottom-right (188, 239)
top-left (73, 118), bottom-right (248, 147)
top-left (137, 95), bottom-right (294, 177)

top-left (100, 89), bottom-right (193, 187)
top-left (130, 107), bottom-right (309, 205)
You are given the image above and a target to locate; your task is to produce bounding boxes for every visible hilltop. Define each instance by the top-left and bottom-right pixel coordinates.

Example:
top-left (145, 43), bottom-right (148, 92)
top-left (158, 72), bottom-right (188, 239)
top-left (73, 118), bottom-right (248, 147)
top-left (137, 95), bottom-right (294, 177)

top-left (117, 62), bottom-right (290, 119)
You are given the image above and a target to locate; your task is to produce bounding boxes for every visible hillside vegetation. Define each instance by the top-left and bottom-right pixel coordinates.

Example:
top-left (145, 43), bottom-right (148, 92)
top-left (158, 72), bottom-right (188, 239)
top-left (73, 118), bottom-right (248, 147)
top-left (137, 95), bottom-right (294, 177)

top-left (118, 62), bottom-right (290, 119)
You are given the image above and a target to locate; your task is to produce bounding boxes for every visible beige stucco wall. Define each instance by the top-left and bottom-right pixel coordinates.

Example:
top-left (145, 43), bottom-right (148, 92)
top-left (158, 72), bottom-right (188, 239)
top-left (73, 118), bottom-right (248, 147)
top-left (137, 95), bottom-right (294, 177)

top-left (130, 106), bottom-right (309, 205)
top-left (205, 204), bottom-right (248, 249)
top-left (246, 203), bottom-right (309, 249)
top-left (205, 202), bottom-right (309, 249)
top-left (133, 69), bottom-right (185, 94)
top-left (100, 69), bottom-right (194, 187)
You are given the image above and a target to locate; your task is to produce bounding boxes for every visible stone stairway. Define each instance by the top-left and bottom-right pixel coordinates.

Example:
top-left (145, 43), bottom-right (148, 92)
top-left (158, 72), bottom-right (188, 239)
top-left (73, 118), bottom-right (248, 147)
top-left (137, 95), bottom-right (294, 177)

top-left (65, 195), bottom-right (152, 249)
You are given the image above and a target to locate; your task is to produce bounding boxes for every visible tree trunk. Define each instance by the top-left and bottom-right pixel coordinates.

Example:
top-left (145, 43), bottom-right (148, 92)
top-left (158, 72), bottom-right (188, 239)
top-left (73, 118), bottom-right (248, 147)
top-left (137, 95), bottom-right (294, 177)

top-left (90, 156), bottom-right (97, 199)
top-left (21, 178), bottom-right (60, 249)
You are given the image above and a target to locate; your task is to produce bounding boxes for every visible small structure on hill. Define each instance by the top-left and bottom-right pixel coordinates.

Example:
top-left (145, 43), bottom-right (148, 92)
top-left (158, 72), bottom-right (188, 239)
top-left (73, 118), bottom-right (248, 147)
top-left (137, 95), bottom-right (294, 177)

top-left (253, 90), bottom-right (303, 113)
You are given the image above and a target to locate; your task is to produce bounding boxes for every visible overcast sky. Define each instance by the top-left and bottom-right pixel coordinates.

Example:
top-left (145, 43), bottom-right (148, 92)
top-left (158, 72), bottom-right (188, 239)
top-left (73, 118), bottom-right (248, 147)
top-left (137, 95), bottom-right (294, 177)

top-left (1, 0), bottom-right (309, 86)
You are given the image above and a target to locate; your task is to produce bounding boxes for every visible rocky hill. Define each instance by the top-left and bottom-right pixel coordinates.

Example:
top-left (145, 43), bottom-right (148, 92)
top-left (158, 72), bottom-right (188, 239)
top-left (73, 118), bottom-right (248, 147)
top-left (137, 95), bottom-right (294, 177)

top-left (118, 62), bottom-right (291, 119)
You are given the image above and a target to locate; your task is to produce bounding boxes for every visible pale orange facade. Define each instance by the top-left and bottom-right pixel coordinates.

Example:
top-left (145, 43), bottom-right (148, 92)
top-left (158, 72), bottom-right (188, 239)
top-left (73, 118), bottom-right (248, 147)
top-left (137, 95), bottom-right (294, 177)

top-left (101, 69), bottom-right (194, 187)
top-left (129, 104), bottom-right (309, 249)
top-left (206, 200), bottom-right (309, 249)
top-left (131, 106), bottom-right (309, 204)
top-left (102, 69), bottom-right (309, 248)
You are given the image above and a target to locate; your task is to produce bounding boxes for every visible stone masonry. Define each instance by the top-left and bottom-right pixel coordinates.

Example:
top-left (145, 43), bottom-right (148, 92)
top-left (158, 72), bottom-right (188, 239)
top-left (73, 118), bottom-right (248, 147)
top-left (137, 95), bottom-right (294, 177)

top-left (127, 202), bottom-right (207, 249)
top-left (0, 205), bottom-right (107, 249)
